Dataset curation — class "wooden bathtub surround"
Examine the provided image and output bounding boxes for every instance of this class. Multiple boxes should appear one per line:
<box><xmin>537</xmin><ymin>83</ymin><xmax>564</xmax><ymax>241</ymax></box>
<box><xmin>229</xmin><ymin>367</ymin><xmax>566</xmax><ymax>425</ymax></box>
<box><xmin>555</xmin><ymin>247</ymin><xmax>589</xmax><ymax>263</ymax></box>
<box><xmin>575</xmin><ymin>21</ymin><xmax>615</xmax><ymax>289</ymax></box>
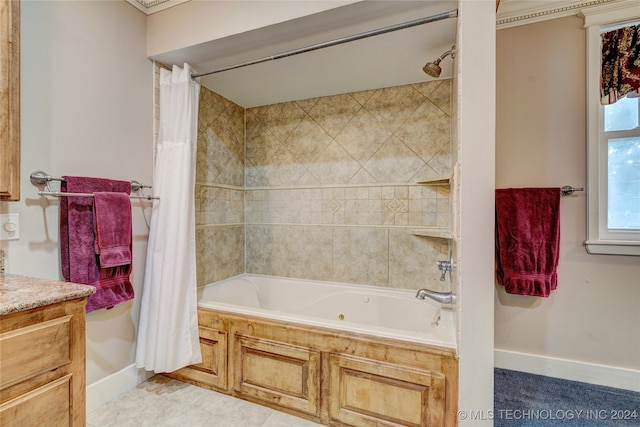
<box><xmin>0</xmin><ymin>275</ymin><xmax>94</xmax><ymax>427</ymax></box>
<box><xmin>166</xmin><ymin>308</ymin><xmax>459</xmax><ymax>427</ymax></box>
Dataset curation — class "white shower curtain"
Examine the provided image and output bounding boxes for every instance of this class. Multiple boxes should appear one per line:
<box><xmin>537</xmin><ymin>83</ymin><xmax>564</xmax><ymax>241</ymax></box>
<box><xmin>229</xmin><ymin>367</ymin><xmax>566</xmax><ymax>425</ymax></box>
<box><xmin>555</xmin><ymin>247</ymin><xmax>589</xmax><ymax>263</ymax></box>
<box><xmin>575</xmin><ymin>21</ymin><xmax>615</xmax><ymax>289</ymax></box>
<box><xmin>136</xmin><ymin>64</ymin><xmax>202</xmax><ymax>373</ymax></box>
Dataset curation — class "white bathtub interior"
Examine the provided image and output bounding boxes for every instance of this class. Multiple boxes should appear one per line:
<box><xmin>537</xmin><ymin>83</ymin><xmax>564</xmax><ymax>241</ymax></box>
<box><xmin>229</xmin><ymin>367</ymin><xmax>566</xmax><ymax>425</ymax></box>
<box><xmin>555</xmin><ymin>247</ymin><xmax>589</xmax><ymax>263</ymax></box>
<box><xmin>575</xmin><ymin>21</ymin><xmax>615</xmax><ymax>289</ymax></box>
<box><xmin>197</xmin><ymin>274</ymin><xmax>456</xmax><ymax>350</ymax></box>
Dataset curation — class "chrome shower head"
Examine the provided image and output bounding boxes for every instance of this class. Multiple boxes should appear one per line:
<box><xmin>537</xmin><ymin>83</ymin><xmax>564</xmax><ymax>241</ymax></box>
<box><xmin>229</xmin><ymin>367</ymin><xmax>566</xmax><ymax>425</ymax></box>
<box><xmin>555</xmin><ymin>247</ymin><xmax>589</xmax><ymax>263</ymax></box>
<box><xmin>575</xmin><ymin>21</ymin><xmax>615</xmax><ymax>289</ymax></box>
<box><xmin>423</xmin><ymin>46</ymin><xmax>455</xmax><ymax>78</ymax></box>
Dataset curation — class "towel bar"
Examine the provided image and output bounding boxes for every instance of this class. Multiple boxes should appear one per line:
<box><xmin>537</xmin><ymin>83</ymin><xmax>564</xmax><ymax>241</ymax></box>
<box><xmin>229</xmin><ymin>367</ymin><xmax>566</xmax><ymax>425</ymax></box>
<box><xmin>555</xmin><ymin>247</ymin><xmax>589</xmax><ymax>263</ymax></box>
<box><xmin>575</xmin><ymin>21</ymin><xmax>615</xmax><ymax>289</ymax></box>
<box><xmin>37</xmin><ymin>190</ymin><xmax>158</xmax><ymax>201</ymax></box>
<box><xmin>561</xmin><ymin>186</ymin><xmax>584</xmax><ymax>196</ymax></box>
<box><xmin>30</xmin><ymin>170</ymin><xmax>159</xmax><ymax>200</ymax></box>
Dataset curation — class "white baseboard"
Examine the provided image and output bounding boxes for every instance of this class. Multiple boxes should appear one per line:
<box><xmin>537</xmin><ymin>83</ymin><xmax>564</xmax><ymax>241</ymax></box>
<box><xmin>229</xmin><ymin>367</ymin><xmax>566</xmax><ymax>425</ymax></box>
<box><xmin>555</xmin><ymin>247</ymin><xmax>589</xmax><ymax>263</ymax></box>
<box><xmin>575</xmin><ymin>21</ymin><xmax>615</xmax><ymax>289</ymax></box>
<box><xmin>86</xmin><ymin>364</ymin><xmax>154</xmax><ymax>413</ymax></box>
<box><xmin>495</xmin><ymin>349</ymin><xmax>640</xmax><ymax>392</ymax></box>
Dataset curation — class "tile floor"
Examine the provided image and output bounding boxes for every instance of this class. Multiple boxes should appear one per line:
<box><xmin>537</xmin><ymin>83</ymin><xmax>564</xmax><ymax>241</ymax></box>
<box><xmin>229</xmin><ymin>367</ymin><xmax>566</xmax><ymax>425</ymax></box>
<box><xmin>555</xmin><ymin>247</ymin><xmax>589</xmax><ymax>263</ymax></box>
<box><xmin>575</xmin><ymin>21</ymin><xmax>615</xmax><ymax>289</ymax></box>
<box><xmin>87</xmin><ymin>376</ymin><xmax>323</xmax><ymax>427</ymax></box>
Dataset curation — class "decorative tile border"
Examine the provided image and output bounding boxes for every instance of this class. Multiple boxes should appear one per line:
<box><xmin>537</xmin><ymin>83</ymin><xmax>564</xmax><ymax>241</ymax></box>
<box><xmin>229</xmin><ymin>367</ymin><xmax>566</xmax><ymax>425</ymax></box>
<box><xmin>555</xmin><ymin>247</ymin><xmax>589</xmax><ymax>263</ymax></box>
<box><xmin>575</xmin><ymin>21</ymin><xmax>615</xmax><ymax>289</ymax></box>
<box><xmin>245</xmin><ymin>184</ymin><xmax>449</xmax><ymax>228</ymax></box>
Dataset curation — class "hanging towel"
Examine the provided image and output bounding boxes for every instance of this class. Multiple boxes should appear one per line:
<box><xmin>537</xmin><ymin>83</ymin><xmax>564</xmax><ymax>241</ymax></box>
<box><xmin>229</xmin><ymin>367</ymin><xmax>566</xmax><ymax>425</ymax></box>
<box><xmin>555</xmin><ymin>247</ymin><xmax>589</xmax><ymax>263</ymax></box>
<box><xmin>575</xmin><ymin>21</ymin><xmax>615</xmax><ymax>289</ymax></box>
<box><xmin>93</xmin><ymin>192</ymin><xmax>132</xmax><ymax>268</ymax></box>
<box><xmin>495</xmin><ymin>188</ymin><xmax>561</xmax><ymax>297</ymax></box>
<box><xmin>59</xmin><ymin>176</ymin><xmax>134</xmax><ymax>312</ymax></box>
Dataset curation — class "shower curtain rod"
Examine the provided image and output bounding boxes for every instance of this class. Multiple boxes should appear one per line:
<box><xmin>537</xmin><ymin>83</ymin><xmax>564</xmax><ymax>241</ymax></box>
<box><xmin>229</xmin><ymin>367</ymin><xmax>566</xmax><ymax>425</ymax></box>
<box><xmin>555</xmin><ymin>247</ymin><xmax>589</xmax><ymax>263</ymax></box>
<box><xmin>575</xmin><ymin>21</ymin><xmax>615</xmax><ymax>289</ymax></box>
<box><xmin>190</xmin><ymin>9</ymin><xmax>458</xmax><ymax>79</ymax></box>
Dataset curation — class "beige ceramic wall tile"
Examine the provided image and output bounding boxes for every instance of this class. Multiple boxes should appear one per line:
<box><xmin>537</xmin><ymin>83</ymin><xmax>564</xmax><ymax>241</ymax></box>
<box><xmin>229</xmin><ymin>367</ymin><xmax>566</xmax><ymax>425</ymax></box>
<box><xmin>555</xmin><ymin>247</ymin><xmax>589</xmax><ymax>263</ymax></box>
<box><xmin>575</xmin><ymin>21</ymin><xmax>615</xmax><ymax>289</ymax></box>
<box><xmin>263</xmin><ymin>102</ymin><xmax>306</xmax><ymax>142</ymax></box>
<box><xmin>306</xmin><ymin>141</ymin><xmax>361</xmax><ymax>184</ymax></box>
<box><xmin>333</xmin><ymin>108</ymin><xmax>392</xmax><ymax>164</ymax></box>
<box><xmin>245</xmin><ymin>225</ymin><xmax>333</xmax><ymax>280</ymax></box>
<box><xmin>197</xmin><ymin>87</ymin><xmax>244</xmax><ymax>187</ymax></box>
<box><xmin>284</xmin><ymin>115</ymin><xmax>333</xmax><ymax>164</ymax></box>
<box><xmin>205</xmin><ymin>80</ymin><xmax>453</xmax><ymax>289</ymax></box>
<box><xmin>245</xmin><ymin>184</ymin><xmax>446</xmax><ymax>228</ymax></box>
<box><xmin>426</xmin><ymin>79</ymin><xmax>452</xmax><ymax>115</ymax></box>
<box><xmin>362</xmin><ymin>84</ymin><xmax>427</xmax><ymax>133</ymax></box>
<box><xmin>308</xmin><ymin>93</ymin><xmax>361</xmax><ymax>137</ymax></box>
<box><xmin>395</xmin><ymin>100</ymin><xmax>451</xmax><ymax>165</ymax></box>
<box><xmin>196</xmin><ymin>225</ymin><xmax>244</xmax><ymax>286</ymax></box>
<box><xmin>195</xmin><ymin>86</ymin><xmax>245</xmax><ymax>283</ymax></box>
<box><xmin>363</xmin><ymin>136</ymin><xmax>425</xmax><ymax>183</ymax></box>
<box><xmin>332</xmin><ymin>227</ymin><xmax>389</xmax><ymax>286</ymax></box>
<box><xmin>388</xmin><ymin>229</ymin><xmax>450</xmax><ymax>292</ymax></box>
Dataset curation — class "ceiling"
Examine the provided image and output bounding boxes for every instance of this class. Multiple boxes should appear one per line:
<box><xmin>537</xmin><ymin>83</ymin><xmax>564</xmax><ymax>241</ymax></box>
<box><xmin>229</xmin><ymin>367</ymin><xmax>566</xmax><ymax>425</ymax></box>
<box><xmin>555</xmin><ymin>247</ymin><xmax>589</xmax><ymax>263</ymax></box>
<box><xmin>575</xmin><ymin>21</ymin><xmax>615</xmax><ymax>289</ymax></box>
<box><xmin>143</xmin><ymin>0</ymin><xmax>618</xmax><ymax>108</ymax></box>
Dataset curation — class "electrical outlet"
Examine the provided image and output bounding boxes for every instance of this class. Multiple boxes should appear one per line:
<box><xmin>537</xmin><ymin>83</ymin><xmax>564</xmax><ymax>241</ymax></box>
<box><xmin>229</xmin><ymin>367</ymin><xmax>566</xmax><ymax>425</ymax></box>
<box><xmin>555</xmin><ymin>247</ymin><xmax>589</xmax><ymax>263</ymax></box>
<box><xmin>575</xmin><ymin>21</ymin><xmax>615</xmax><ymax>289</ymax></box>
<box><xmin>0</xmin><ymin>213</ymin><xmax>19</xmax><ymax>240</ymax></box>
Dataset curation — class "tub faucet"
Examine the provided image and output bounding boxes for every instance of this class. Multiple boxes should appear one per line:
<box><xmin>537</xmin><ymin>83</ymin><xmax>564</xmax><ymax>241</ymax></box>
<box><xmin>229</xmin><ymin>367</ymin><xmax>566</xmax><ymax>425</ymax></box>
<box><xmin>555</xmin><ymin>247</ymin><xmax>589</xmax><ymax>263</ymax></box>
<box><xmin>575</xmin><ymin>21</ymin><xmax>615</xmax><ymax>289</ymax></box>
<box><xmin>416</xmin><ymin>288</ymin><xmax>456</xmax><ymax>305</ymax></box>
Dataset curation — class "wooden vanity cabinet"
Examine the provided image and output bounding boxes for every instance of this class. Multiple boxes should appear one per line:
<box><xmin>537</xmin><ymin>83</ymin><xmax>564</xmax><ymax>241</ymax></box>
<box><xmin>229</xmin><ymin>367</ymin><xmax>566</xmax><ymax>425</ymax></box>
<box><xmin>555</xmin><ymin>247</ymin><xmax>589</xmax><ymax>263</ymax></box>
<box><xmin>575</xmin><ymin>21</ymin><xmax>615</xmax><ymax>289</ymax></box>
<box><xmin>0</xmin><ymin>297</ymin><xmax>89</xmax><ymax>426</ymax></box>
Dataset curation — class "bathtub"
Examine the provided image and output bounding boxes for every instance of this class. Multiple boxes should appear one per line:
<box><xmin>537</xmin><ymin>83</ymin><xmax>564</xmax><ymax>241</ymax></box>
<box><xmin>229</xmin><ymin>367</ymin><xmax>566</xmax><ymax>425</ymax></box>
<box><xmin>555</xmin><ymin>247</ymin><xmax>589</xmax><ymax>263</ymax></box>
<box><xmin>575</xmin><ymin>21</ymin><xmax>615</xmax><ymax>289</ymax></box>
<box><xmin>197</xmin><ymin>274</ymin><xmax>456</xmax><ymax>350</ymax></box>
<box><xmin>176</xmin><ymin>274</ymin><xmax>459</xmax><ymax>425</ymax></box>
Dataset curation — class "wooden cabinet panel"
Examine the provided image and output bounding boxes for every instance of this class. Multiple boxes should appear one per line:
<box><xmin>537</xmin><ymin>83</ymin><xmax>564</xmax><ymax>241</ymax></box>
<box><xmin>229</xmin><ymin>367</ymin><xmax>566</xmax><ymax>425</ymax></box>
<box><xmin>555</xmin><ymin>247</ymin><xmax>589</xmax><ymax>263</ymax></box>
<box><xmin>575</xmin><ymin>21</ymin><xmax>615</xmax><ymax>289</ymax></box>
<box><xmin>180</xmin><ymin>308</ymin><xmax>458</xmax><ymax>426</ymax></box>
<box><xmin>168</xmin><ymin>326</ymin><xmax>228</xmax><ymax>391</ymax></box>
<box><xmin>329</xmin><ymin>354</ymin><xmax>446</xmax><ymax>427</ymax></box>
<box><xmin>0</xmin><ymin>0</ymin><xmax>20</xmax><ymax>201</ymax></box>
<box><xmin>233</xmin><ymin>334</ymin><xmax>321</xmax><ymax>417</ymax></box>
<box><xmin>0</xmin><ymin>375</ymin><xmax>71</xmax><ymax>427</ymax></box>
<box><xmin>0</xmin><ymin>298</ymin><xmax>88</xmax><ymax>426</ymax></box>
<box><xmin>0</xmin><ymin>315</ymin><xmax>72</xmax><ymax>387</ymax></box>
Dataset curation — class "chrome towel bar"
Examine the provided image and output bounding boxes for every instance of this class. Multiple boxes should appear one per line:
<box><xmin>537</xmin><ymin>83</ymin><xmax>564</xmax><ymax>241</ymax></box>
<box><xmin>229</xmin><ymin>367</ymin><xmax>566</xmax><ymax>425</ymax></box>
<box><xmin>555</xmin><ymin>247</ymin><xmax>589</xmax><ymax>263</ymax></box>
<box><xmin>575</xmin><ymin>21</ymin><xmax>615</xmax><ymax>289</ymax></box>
<box><xmin>30</xmin><ymin>170</ymin><xmax>159</xmax><ymax>200</ymax></box>
<box><xmin>561</xmin><ymin>186</ymin><xmax>584</xmax><ymax>196</ymax></box>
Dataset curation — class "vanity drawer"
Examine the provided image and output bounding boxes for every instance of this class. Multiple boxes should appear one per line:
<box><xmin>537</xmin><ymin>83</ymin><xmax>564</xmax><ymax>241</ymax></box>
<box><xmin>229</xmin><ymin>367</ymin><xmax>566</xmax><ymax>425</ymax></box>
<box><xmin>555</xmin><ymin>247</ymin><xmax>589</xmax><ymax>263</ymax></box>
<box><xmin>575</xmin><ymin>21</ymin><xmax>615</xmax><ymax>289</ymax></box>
<box><xmin>0</xmin><ymin>375</ymin><xmax>71</xmax><ymax>427</ymax></box>
<box><xmin>0</xmin><ymin>315</ymin><xmax>72</xmax><ymax>388</ymax></box>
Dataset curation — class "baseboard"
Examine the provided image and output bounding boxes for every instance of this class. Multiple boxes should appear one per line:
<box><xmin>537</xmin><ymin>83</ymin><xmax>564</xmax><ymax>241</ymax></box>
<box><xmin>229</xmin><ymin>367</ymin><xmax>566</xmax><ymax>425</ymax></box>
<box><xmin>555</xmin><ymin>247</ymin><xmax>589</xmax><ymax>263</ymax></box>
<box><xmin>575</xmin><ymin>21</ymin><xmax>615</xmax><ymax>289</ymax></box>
<box><xmin>495</xmin><ymin>349</ymin><xmax>640</xmax><ymax>392</ymax></box>
<box><xmin>86</xmin><ymin>364</ymin><xmax>154</xmax><ymax>413</ymax></box>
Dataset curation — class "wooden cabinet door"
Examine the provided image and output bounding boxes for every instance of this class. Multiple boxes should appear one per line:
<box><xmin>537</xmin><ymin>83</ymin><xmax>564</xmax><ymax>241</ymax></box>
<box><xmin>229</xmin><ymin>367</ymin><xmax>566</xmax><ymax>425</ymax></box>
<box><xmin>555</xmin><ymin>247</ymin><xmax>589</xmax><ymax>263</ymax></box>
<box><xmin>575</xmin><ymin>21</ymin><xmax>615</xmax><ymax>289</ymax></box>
<box><xmin>329</xmin><ymin>353</ymin><xmax>446</xmax><ymax>427</ymax></box>
<box><xmin>0</xmin><ymin>0</ymin><xmax>20</xmax><ymax>201</ymax></box>
<box><xmin>233</xmin><ymin>334</ymin><xmax>321</xmax><ymax>417</ymax></box>
<box><xmin>171</xmin><ymin>326</ymin><xmax>228</xmax><ymax>391</ymax></box>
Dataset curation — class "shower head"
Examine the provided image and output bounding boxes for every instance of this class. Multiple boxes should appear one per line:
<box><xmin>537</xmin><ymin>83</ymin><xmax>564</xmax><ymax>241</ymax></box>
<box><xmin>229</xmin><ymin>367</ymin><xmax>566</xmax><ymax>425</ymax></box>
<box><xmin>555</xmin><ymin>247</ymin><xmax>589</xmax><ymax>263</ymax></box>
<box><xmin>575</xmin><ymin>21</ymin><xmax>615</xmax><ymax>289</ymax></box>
<box><xmin>423</xmin><ymin>46</ymin><xmax>455</xmax><ymax>78</ymax></box>
<box><xmin>423</xmin><ymin>60</ymin><xmax>443</xmax><ymax>78</ymax></box>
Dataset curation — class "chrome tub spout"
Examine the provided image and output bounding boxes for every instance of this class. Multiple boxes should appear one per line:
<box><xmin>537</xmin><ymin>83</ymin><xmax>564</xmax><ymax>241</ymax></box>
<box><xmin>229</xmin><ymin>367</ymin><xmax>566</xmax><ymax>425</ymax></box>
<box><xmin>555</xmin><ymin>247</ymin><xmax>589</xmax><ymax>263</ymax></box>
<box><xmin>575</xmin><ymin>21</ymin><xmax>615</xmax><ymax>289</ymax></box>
<box><xmin>415</xmin><ymin>288</ymin><xmax>456</xmax><ymax>305</ymax></box>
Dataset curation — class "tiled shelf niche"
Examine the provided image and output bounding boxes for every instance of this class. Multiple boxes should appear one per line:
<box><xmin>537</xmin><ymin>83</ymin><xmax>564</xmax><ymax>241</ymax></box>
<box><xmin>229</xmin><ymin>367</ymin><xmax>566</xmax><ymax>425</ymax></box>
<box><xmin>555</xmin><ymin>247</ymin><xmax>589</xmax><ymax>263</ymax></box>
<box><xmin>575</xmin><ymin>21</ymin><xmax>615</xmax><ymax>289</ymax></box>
<box><xmin>412</xmin><ymin>175</ymin><xmax>453</xmax><ymax>240</ymax></box>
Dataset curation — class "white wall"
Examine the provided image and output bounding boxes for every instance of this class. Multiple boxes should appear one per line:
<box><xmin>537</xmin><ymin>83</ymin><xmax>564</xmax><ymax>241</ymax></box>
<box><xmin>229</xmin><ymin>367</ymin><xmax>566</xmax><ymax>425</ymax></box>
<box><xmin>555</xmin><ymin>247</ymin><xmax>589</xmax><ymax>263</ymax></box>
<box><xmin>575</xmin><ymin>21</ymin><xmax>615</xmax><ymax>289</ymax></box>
<box><xmin>495</xmin><ymin>16</ymin><xmax>640</xmax><ymax>390</ymax></box>
<box><xmin>146</xmin><ymin>0</ymin><xmax>359</xmax><ymax>57</ymax></box>
<box><xmin>2</xmin><ymin>0</ymin><xmax>153</xmax><ymax>394</ymax></box>
<box><xmin>456</xmin><ymin>1</ymin><xmax>496</xmax><ymax>425</ymax></box>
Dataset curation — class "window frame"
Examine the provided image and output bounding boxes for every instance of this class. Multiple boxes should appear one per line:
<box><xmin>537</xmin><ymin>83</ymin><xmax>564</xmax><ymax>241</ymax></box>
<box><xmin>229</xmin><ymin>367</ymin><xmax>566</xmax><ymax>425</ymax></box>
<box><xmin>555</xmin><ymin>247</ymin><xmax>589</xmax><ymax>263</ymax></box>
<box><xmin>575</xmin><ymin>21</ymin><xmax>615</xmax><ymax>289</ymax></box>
<box><xmin>583</xmin><ymin>0</ymin><xmax>640</xmax><ymax>256</ymax></box>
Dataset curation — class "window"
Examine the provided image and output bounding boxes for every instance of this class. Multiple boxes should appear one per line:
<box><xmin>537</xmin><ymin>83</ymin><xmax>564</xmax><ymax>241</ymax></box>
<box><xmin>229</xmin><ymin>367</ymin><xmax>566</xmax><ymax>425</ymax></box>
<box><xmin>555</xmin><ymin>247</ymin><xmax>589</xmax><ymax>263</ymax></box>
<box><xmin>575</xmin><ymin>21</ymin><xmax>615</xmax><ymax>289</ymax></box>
<box><xmin>600</xmin><ymin>97</ymin><xmax>640</xmax><ymax>239</ymax></box>
<box><xmin>583</xmin><ymin>1</ymin><xmax>640</xmax><ymax>256</ymax></box>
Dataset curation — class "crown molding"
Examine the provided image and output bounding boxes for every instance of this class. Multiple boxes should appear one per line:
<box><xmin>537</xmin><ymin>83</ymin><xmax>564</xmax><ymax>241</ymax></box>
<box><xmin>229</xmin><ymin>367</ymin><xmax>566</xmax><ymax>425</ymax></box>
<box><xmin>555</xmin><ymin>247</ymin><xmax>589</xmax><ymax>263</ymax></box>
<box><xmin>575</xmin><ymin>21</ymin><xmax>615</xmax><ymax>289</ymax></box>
<box><xmin>580</xmin><ymin>0</ymin><xmax>640</xmax><ymax>28</ymax></box>
<box><xmin>125</xmin><ymin>0</ymin><xmax>189</xmax><ymax>15</ymax></box>
<box><xmin>496</xmin><ymin>0</ymin><xmax>624</xmax><ymax>30</ymax></box>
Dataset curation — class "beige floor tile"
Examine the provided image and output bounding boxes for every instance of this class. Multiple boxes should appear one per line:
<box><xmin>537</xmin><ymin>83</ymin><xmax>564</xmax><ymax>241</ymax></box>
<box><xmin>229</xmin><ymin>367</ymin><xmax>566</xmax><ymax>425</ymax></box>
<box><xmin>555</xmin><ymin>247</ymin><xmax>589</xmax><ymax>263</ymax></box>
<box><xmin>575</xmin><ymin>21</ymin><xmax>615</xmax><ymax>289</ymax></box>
<box><xmin>87</xmin><ymin>376</ymin><xmax>323</xmax><ymax>427</ymax></box>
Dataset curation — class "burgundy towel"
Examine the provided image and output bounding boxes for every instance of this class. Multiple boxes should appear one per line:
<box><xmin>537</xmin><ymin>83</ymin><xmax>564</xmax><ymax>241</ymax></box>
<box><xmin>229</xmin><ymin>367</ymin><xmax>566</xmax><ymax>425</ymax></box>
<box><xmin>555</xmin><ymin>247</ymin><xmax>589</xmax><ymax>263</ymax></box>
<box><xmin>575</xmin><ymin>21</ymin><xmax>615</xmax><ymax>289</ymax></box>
<box><xmin>93</xmin><ymin>192</ymin><xmax>132</xmax><ymax>268</ymax></box>
<box><xmin>60</xmin><ymin>176</ymin><xmax>134</xmax><ymax>312</ymax></box>
<box><xmin>495</xmin><ymin>188</ymin><xmax>561</xmax><ymax>297</ymax></box>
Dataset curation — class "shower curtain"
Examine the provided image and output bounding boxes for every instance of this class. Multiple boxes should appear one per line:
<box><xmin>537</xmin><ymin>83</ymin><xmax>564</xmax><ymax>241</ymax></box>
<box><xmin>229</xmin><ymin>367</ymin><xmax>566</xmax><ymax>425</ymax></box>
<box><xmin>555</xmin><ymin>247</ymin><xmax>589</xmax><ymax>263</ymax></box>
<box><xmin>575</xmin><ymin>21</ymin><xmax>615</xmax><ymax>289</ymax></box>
<box><xmin>136</xmin><ymin>64</ymin><xmax>202</xmax><ymax>373</ymax></box>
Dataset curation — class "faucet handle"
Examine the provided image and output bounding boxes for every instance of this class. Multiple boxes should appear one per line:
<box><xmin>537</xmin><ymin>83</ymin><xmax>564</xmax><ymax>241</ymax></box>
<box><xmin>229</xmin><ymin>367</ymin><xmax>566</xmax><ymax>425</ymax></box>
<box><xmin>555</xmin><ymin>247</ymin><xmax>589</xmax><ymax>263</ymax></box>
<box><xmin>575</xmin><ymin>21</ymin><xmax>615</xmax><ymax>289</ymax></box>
<box><xmin>437</xmin><ymin>260</ymin><xmax>453</xmax><ymax>281</ymax></box>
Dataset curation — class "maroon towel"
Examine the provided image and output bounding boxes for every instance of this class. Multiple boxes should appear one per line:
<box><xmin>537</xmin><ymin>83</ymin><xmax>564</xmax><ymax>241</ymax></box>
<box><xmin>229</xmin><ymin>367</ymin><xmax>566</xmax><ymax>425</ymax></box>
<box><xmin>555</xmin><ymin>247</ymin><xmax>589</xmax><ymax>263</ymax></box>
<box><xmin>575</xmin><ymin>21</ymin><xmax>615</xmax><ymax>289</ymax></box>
<box><xmin>60</xmin><ymin>176</ymin><xmax>134</xmax><ymax>312</ymax></box>
<box><xmin>94</xmin><ymin>192</ymin><xmax>132</xmax><ymax>268</ymax></box>
<box><xmin>495</xmin><ymin>188</ymin><xmax>561</xmax><ymax>297</ymax></box>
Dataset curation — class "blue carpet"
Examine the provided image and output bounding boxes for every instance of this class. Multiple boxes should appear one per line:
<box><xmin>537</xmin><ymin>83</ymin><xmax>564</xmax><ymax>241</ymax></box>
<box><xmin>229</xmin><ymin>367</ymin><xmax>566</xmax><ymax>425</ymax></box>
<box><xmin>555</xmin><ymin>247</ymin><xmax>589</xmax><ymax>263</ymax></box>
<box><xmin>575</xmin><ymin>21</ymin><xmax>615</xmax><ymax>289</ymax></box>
<box><xmin>494</xmin><ymin>368</ymin><xmax>640</xmax><ymax>427</ymax></box>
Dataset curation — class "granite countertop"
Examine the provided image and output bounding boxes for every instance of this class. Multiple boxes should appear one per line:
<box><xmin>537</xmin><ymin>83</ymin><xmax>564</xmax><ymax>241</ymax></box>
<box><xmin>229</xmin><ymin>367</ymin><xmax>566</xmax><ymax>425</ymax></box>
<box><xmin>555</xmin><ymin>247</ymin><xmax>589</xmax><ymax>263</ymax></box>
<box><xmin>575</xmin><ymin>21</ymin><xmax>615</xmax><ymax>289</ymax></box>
<box><xmin>0</xmin><ymin>273</ymin><xmax>96</xmax><ymax>315</ymax></box>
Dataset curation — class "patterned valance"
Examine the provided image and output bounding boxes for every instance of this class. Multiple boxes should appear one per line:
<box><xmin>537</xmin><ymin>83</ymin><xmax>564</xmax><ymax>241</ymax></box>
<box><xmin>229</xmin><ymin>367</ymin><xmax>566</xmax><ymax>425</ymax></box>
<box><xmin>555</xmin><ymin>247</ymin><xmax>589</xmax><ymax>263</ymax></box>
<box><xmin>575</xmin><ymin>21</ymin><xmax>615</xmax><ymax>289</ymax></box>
<box><xmin>601</xmin><ymin>24</ymin><xmax>640</xmax><ymax>105</ymax></box>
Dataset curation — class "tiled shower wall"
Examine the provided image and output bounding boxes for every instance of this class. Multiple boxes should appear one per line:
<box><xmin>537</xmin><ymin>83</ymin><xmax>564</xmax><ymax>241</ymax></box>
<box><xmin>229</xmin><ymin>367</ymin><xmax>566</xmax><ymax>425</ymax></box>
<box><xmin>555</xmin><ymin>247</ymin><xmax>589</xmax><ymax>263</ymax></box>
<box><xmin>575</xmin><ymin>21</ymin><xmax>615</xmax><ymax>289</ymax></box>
<box><xmin>194</xmin><ymin>80</ymin><xmax>452</xmax><ymax>290</ymax></box>
<box><xmin>195</xmin><ymin>88</ymin><xmax>245</xmax><ymax>286</ymax></box>
<box><xmin>244</xmin><ymin>81</ymin><xmax>452</xmax><ymax>290</ymax></box>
